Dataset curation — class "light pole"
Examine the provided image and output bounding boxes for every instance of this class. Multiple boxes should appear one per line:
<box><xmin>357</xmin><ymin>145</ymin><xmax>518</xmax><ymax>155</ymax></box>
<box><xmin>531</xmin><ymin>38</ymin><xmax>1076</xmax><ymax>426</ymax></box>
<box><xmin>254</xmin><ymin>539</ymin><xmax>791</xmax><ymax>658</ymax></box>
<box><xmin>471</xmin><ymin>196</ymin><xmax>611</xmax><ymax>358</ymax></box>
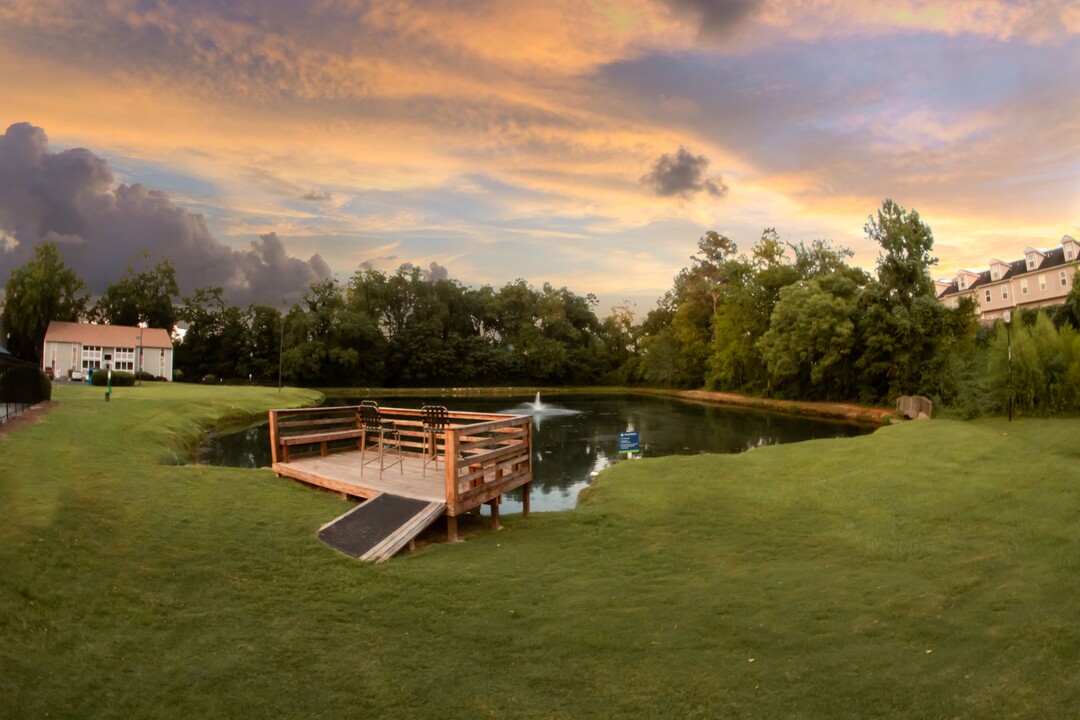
<box><xmin>278</xmin><ymin>302</ymin><xmax>285</xmax><ymax>393</ymax></box>
<box><xmin>1003</xmin><ymin>311</ymin><xmax>1013</xmax><ymax>421</ymax></box>
<box><xmin>137</xmin><ymin>327</ymin><xmax>144</xmax><ymax>386</ymax></box>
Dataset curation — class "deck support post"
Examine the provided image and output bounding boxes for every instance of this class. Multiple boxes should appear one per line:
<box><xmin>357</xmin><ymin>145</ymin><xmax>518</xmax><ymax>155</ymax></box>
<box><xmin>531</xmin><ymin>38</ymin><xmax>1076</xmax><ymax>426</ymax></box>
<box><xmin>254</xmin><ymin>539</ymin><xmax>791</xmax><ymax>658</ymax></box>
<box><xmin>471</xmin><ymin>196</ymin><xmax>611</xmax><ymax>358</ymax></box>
<box><xmin>489</xmin><ymin>500</ymin><xmax>501</xmax><ymax>530</ymax></box>
<box><xmin>521</xmin><ymin>481</ymin><xmax>530</xmax><ymax>518</ymax></box>
<box><xmin>446</xmin><ymin>515</ymin><xmax>459</xmax><ymax>543</ymax></box>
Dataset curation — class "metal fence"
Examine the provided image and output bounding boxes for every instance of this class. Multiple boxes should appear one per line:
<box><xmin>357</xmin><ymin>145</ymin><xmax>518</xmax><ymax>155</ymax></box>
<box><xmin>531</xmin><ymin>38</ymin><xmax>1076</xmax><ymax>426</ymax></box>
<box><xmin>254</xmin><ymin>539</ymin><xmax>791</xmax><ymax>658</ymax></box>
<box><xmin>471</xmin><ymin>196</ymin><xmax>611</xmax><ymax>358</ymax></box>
<box><xmin>0</xmin><ymin>350</ymin><xmax>48</xmax><ymax>425</ymax></box>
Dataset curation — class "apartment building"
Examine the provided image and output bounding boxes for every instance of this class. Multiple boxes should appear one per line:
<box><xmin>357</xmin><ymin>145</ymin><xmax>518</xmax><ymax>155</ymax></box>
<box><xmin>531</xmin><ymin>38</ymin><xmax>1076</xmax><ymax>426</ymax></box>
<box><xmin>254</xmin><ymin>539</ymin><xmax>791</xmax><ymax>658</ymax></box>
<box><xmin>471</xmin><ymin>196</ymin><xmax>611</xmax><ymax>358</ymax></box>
<box><xmin>42</xmin><ymin>321</ymin><xmax>174</xmax><ymax>380</ymax></box>
<box><xmin>936</xmin><ymin>235</ymin><xmax>1079</xmax><ymax>322</ymax></box>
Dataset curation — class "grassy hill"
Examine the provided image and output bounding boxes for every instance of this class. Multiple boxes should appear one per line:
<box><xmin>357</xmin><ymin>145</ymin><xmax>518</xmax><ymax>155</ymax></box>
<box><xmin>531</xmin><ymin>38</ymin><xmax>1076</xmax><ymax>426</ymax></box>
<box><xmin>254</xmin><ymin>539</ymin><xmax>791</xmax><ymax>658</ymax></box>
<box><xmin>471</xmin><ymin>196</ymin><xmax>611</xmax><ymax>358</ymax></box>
<box><xmin>2</xmin><ymin>384</ymin><xmax>1077</xmax><ymax>718</ymax></box>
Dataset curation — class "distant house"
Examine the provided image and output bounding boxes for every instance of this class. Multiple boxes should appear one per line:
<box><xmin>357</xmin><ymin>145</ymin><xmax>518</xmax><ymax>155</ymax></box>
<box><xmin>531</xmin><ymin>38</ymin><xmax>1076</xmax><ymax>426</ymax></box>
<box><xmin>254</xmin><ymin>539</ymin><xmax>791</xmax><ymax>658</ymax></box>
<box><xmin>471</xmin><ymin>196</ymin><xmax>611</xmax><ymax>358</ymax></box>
<box><xmin>936</xmin><ymin>235</ymin><xmax>1079</xmax><ymax>322</ymax></box>
<box><xmin>42</xmin><ymin>321</ymin><xmax>174</xmax><ymax>380</ymax></box>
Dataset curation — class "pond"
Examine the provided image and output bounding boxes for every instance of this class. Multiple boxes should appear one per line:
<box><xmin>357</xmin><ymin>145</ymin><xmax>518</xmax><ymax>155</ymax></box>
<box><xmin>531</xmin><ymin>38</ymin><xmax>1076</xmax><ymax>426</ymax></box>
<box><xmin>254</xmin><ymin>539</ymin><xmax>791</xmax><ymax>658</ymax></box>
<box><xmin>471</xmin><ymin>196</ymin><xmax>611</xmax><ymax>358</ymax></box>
<box><xmin>199</xmin><ymin>392</ymin><xmax>876</xmax><ymax>513</ymax></box>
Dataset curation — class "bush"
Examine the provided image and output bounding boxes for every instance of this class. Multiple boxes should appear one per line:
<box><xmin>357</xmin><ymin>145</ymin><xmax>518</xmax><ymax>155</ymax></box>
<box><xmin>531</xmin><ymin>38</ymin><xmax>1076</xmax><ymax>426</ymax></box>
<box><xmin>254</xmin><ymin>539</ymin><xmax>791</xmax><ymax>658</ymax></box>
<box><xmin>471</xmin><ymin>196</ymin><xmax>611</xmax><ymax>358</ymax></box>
<box><xmin>202</xmin><ymin>374</ymin><xmax>218</xmax><ymax>384</ymax></box>
<box><xmin>91</xmin><ymin>369</ymin><xmax>136</xmax><ymax>387</ymax></box>
<box><xmin>173</xmin><ymin>368</ymin><xmax>184</xmax><ymax>382</ymax></box>
<box><xmin>135</xmin><ymin>370</ymin><xmax>157</xmax><ymax>382</ymax></box>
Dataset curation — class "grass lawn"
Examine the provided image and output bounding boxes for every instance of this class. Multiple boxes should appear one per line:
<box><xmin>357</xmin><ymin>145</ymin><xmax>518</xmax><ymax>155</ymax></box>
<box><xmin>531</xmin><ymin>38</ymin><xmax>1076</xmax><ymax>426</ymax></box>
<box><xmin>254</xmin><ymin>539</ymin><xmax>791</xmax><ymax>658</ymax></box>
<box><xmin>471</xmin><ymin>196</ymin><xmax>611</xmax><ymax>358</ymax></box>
<box><xmin>2</xmin><ymin>383</ymin><xmax>1078</xmax><ymax>718</ymax></box>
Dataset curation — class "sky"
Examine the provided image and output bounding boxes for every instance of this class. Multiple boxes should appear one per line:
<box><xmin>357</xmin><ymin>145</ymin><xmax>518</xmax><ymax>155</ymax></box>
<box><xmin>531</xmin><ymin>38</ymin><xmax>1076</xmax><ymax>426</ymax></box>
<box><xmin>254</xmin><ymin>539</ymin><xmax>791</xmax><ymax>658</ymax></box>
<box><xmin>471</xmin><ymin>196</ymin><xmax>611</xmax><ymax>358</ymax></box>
<box><xmin>0</xmin><ymin>0</ymin><xmax>1077</xmax><ymax>316</ymax></box>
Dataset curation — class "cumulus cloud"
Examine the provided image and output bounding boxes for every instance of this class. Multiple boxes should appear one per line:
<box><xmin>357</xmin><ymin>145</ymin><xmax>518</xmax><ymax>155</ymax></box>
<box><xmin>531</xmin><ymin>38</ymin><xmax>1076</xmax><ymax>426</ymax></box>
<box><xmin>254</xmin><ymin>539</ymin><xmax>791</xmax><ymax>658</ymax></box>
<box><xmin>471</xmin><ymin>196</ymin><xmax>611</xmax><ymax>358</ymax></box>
<box><xmin>425</xmin><ymin>261</ymin><xmax>449</xmax><ymax>281</ymax></box>
<box><xmin>642</xmin><ymin>147</ymin><xmax>728</xmax><ymax>200</ymax></box>
<box><xmin>0</xmin><ymin>122</ymin><xmax>329</xmax><ymax>305</ymax></box>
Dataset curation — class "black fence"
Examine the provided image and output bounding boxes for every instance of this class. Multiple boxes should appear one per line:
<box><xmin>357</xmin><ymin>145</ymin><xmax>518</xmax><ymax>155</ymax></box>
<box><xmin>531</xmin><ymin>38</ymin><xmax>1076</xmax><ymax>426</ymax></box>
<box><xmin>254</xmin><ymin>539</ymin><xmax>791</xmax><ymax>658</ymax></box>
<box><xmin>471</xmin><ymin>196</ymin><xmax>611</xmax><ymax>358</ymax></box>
<box><xmin>0</xmin><ymin>351</ymin><xmax>49</xmax><ymax>425</ymax></box>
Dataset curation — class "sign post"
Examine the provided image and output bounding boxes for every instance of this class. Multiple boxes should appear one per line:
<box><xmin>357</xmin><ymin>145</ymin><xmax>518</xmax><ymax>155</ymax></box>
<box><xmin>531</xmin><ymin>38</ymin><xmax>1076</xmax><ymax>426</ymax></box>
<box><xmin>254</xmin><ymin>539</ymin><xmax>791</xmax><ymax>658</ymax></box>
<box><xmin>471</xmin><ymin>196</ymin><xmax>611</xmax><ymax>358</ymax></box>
<box><xmin>617</xmin><ymin>431</ymin><xmax>640</xmax><ymax>458</ymax></box>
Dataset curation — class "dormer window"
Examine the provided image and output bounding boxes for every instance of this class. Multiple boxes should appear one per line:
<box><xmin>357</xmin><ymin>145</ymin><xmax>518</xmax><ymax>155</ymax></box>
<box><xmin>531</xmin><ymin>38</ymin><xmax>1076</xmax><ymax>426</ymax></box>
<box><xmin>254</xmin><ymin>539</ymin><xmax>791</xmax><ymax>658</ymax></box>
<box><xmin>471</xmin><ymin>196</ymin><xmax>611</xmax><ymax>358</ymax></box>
<box><xmin>1026</xmin><ymin>256</ymin><xmax>1035</xmax><ymax>270</ymax></box>
<box><xmin>1067</xmin><ymin>246</ymin><xmax>1075</xmax><ymax>261</ymax></box>
<box><xmin>958</xmin><ymin>276</ymin><xmax>966</xmax><ymax>289</ymax></box>
<box><xmin>992</xmin><ymin>268</ymin><xmax>999</xmax><ymax>280</ymax></box>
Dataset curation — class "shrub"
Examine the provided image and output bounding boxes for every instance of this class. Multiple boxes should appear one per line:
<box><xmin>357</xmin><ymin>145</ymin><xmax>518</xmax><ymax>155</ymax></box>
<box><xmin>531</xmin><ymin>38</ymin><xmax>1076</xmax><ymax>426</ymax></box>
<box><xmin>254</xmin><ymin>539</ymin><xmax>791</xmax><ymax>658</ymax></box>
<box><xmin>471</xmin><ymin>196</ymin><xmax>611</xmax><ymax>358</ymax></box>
<box><xmin>91</xmin><ymin>369</ymin><xmax>136</xmax><ymax>387</ymax></box>
<box><xmin>173</xmin><ymin>369</ymin><xmax>184</xmax><ymax>382</ymax></box>
<box><xmin>39</xmin><ymin>371</ymin><xmax>52</xmax><ymax>401</ymax></box>
<box><xmin>202</xmin><ymin>374</ymin><xmax>218</xmax><ymax>384</ymax></box>
<box><xmin>135</xmin><ymin>370</ymin><xmax>157</xmax><ymax>382</ymax></box>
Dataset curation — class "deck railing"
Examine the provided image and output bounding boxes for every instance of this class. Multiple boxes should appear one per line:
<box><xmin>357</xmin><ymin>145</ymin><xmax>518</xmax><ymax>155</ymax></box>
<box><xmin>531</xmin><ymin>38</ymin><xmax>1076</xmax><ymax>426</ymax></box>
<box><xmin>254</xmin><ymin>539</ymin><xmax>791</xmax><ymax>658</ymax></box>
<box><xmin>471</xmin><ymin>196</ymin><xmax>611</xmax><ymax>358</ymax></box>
<box><xmin>267</xmin><ymin>405</ymin><xmax>533</xmax><ymax>515</ymax></box>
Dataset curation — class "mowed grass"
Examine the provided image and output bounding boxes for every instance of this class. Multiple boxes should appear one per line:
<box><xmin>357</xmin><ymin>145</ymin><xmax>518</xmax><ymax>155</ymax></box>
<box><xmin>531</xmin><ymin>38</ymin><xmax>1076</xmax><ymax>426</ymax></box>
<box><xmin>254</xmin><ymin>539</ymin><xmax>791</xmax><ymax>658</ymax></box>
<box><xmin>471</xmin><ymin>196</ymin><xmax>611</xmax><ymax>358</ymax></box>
<box><xmin>2</xmin><ymin>384</ymin><xmax>1078</xmax><ymax>718</ymax></box>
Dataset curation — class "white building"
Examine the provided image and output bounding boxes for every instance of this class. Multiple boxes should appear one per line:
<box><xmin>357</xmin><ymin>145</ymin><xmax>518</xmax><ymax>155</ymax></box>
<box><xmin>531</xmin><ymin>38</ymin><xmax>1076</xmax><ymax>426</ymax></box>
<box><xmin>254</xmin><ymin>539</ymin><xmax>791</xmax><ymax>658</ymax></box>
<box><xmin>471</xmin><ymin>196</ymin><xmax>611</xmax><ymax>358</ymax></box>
<box><xmin>936</xmin><ymin>235</ymin><xmax>1079</xmax><ymax>322</ymax></box>
<box><xmin>42</xmin><ymin>321</ymin><xmax>174</xmax><ymax>380</ymax></box>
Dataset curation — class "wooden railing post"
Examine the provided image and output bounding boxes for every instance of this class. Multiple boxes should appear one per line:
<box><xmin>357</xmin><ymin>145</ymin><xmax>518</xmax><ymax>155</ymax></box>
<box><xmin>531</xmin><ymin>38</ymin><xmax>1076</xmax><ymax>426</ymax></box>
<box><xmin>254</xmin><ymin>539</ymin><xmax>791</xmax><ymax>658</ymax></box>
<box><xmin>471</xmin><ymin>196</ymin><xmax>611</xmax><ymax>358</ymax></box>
<box><xmin>268</xmin><ymin>410</ymin><xmax>280</xmax><ymax>465</ymax></box>
<box><xmin>444</xmin><ymin>426</ymin><xmax>459</xmax><ymax>515</ymax></box>
<box><xmin>522</xmin><ymin>417</ymin><xmax>531</xmax><ymax>518</ymax></box>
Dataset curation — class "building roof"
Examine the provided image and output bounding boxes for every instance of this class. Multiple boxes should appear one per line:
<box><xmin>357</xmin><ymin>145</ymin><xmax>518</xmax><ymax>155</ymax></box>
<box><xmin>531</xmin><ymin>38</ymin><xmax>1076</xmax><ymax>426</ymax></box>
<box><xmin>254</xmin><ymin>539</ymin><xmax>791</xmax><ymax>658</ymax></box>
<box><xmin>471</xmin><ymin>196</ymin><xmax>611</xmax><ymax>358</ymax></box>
<box><xmin>44</xmin><ymin>321</ymin><xmax>172</xmax><ymax>349</ymax></box>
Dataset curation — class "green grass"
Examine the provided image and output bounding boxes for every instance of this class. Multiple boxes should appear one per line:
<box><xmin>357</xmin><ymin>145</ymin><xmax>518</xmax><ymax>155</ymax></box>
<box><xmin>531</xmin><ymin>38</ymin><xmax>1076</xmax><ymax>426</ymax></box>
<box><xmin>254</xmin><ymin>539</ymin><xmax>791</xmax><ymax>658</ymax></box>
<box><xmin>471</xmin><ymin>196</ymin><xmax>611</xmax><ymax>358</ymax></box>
<box><xmin>2</xmin><ymin>383</ymin><xmax>1078</xmax><ymax>718</ymax></box>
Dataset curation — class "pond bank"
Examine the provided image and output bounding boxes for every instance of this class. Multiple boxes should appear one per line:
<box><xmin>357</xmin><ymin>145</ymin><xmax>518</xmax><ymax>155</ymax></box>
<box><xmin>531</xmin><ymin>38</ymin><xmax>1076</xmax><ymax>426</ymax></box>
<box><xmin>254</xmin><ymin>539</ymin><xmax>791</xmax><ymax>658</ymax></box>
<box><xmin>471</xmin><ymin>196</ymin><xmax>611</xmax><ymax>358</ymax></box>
<box><xmin>662</xmin><ymin>389</ymin><xmax>894</xmax><ymax>425</ymax></box>
<box><xmin>313</xmin><ymin>385</ymin><xmax>896</xmax><ymax>425</ymax></box>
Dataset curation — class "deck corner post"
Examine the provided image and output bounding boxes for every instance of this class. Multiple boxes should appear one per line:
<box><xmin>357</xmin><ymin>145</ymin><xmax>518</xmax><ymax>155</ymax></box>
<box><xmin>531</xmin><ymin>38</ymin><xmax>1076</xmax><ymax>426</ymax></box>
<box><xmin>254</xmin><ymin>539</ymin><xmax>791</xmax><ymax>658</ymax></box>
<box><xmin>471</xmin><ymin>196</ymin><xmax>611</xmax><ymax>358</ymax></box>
<box><xmin>444</xmin><ymin>427</ymin><xmax>459</xmax><ymax>513</ymax></box>
<box><xmin>447</xmin><ymin>514</ymin><xmax>459</xmax><ymax>543</ymax></box>
<box><xmin>268</xmin><ymin>410</ymin><xmax>280</xmax><ymax>465</ymax></box>
<box><xmin>521</xmin><ymin>481</ymin><xmax>530</xmax><ymax>518</ymax></box>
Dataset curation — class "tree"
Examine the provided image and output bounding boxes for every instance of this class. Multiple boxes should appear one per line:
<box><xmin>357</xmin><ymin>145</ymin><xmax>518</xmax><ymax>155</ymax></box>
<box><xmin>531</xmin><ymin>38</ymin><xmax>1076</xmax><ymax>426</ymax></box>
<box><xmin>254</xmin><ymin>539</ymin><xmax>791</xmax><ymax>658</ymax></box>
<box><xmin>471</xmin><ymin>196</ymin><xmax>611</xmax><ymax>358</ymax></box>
<box><xmin>757</xmin><ymin>274</ymin><xmax>859</xmax><ymax>399</ymax></box>
<box><xmin>1</xmin><ymin>241</ymin><xmax>88</xmax><ymax>362</ymax></box>
<box><xmin>93</xmin><ymin>255</ymin><xmax>179</xmax><ymax>331</ymax></box>
<box><xmin>866</xmin><ymin>199</ymin><xmax>936</xmax><ymax>305</ymax></box>
<box><xmin>855</xmin><ymin>200</ymin><xmax>954</xmax><ymax>401</ymax></box>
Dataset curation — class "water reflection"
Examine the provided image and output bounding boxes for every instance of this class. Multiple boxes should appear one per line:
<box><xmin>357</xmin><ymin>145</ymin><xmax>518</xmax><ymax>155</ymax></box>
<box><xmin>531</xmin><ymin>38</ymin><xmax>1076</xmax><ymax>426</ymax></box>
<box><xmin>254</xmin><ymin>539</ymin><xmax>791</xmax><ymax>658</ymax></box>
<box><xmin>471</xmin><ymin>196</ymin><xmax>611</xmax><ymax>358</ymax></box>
<box><xmin>199</xmin><ymin>393</ymin><xmax>874</xmax><ymax>512</ymax></box>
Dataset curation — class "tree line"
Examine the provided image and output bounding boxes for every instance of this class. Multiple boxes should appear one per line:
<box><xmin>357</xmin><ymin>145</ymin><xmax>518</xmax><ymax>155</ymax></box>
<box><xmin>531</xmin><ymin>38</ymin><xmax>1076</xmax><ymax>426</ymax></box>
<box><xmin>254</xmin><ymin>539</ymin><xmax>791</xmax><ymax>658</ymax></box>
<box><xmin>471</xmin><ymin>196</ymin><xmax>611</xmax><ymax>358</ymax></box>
<box><xmin>3</xmin><ymin>199</ymin><xmax>1078</xmax><ymax>414</ymax></box>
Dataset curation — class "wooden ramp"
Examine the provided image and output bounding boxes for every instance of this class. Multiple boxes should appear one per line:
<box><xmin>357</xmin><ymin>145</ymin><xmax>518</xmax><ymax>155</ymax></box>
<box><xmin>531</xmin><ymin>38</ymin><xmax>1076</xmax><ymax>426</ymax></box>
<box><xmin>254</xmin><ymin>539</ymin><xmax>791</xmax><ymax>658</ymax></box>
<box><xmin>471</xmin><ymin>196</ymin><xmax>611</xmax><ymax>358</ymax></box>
<box><xmin>318</xmin><ymin>493</ymin><xmax>446</xmax><ymax>563</ymax></box>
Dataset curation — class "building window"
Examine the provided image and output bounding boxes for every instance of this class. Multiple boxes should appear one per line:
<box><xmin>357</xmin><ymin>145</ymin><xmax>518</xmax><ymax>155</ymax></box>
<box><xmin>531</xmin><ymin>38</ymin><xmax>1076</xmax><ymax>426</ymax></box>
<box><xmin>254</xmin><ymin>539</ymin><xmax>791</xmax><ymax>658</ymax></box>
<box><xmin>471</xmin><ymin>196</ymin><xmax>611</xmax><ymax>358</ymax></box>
<box><xmin>1039</xmin><ymin>274</ymin><xmax>1047</xmax><ymax>291</ymax></box>
<box><xmin>1002</xmin><ymin>286</ymin><xmax>1009</xmax><ymax>300</ymax></box>
<box><xmin>984</xmin><ymin>290</ymin><xmax>992</xmax><ymax>303</ymax></box>
<box><xmin>81</xmin><ymin>345</ymin><xmax>102</xmax><ymax>370</ymax></box>
<box><xmin>1021</xmin><ymin>279</ymin><xmax>1028</xmax><ymax>295</ymax></box>
<box><xmin>958</xmin><ymin>276</ymin><xmax>966</xmax><ymax>289</ymax></box>
<box><xmin>1067</xmin><ymin>247</ymin><xmax>1075</xmax><ymax>260</ymax></box>
<box><xmin>1026</xmin><ymin>256</ymin><xmax>1035</xmax><ymax>269</ymax></box>
<box><xmin>1063</xmin><ymin>271</ymin><xmax>1070</xmax><ymax>287</ymax></box>
<box><xmin>114</xmin><ymin>347</ymin><xmax>135</xmax><ymax>371</ymax></box>
<box><xmin>992</xmin><ymin>269</ymin><xmax>1000</xmax><ymax>280</ymax></box>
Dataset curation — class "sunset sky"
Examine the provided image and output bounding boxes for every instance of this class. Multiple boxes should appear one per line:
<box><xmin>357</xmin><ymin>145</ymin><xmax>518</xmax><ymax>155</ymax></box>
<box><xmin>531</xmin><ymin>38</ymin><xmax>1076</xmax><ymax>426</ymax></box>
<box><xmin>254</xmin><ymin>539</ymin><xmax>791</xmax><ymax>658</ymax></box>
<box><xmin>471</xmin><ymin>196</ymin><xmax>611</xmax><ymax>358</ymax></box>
<box><xmin>1</xmin><ymin>0</ymin><xmax>1077</xmax><ymax>315</ymax></box>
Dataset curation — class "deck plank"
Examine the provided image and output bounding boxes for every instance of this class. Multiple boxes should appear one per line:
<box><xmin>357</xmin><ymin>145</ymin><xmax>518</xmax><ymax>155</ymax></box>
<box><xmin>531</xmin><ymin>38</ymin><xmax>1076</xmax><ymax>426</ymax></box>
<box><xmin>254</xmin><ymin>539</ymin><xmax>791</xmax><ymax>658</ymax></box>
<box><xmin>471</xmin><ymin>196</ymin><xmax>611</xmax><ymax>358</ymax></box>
<box><xmin>274</xmin><ymin>451</ymin><xmax>445</xmax><ymax>503</ymax></box>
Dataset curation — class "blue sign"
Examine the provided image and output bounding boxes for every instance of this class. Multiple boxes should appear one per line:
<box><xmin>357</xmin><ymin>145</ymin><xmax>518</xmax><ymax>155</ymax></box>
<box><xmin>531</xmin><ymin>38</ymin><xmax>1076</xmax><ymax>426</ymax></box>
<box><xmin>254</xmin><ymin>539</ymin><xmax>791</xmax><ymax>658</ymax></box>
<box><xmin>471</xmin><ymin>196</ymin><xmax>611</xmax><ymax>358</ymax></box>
<box><xmin>617</xmin><ymin>431</ymin><xmax>640</xmax><ymax>454</ymax></box>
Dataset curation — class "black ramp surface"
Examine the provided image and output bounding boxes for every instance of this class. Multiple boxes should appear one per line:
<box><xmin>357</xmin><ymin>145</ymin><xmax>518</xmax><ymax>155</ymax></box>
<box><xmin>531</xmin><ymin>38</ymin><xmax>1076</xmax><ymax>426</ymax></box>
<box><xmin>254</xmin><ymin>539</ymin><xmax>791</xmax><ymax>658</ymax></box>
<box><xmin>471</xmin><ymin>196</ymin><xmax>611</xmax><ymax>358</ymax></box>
<box><xmin>319</xmin><ymin>494</ymin><xmax>432</xmax><ymax>557</ymax></box>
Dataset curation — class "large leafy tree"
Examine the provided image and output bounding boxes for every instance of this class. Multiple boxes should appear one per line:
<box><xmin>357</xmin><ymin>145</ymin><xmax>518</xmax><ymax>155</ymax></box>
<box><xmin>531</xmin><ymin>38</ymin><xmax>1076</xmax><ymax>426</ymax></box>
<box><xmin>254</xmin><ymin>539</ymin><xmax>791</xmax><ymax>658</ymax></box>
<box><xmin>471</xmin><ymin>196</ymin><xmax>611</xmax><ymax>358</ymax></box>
<box><xmin>641</xmin><ymin>231</ymin><xmax>741</xmax><ymax>388</ymax></box>
<box><xmin>1</xmin><ymin>241</ymin><xmax>88</xmax><ymax>362</ymax></box>
<box><xmin>855</xmin><ymin>199</ymin><xmax>974</xmax><ymax>401</ymax></box>
<box><xmin>93</xmin><ymin>255</ymin><xmax>180</xmax><ymax>332</ymax></box>
<box><xmin>866</xmin><ymin>198</ymin><xmax>936</xmax><ymax>305</ymax></box>
<box><xmin>757</xmin><ymin>273</ymin><xmax>861</xmax><ymax>400</ymax></box>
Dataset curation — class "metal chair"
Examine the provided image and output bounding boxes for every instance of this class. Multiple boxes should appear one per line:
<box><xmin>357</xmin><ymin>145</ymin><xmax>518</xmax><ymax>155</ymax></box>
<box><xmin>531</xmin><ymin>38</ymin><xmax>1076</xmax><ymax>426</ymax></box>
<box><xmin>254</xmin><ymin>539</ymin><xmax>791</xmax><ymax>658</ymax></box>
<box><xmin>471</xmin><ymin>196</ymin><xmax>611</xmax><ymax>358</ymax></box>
<box><xmin>359</xmin><ymin>402</ymin><xmax>403</xmax><ymax>476</ymax></box>
<box><xmin>420</xmin><ymin>405</ymin><xmax>449</xmax><ymax>476</ymax></box>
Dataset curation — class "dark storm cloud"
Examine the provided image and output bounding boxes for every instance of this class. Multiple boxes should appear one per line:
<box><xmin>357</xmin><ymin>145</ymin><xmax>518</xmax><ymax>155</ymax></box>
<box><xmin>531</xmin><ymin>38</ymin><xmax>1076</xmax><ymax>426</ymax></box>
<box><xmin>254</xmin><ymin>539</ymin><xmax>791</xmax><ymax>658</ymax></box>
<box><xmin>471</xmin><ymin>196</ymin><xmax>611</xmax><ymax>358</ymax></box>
<box><xmin>641</xmin><ymin>147</ymin><xmax>728</xmax><ymax>199</ymax></box>
<box><xmin>662</xmin><ymin>0</ymin><xmax>764</xmax><ymax>40</ymax></box>
<box><xmin>0</xmin><ymin>123</ymin><xmax>329</xmax><ymax>305</ymax></box>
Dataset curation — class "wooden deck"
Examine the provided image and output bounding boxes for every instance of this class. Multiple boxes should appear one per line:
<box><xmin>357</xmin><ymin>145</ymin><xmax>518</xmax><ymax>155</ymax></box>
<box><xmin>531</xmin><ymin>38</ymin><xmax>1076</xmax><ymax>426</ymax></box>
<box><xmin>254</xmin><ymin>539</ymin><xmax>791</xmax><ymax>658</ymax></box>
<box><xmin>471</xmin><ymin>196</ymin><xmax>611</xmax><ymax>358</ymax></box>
<box><xmin>274</xmin><ymin>451</ymin><xmax>445</xmax><ymax>503</ymax></box>
<box><xmin>269</xmin><ymin>404</ymin><xmax>533</xmax><ymax>542</ymax></box>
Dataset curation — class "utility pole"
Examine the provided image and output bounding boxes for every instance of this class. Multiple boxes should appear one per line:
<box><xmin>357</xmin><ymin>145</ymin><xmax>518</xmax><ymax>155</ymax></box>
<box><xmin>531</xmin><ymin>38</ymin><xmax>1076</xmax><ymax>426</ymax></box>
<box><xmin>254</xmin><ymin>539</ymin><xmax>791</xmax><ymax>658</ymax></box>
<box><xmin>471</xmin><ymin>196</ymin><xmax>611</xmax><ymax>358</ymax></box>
<box><xmin>1004</xmin><ymin>311</ymin><xmax>1013</xmax><ymax>422</ymax></box>
<box><xmin>278</xmin><ymin>302</ymin><xmax>285</xmax><ymax>393</ymax></box>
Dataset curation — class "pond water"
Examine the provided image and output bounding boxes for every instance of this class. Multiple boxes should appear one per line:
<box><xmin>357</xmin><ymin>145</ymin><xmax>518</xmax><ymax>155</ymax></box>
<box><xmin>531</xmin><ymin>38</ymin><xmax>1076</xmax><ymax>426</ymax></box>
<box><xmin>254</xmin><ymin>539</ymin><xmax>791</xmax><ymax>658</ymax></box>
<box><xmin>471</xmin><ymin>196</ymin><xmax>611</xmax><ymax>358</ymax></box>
<box><xmin>199</xmin><ymin>393</ymin><xmax>875</xmax><ymax>513</ymax></box>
